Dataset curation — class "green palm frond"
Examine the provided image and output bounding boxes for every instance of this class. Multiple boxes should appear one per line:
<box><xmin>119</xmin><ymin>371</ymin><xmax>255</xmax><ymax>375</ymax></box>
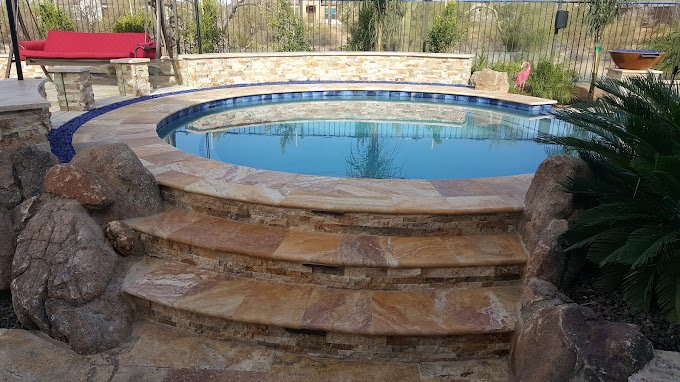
<box><xmin>540</xmin><ymin>74</ymin><xmax>680</xmax><ymax>321</ymax></box>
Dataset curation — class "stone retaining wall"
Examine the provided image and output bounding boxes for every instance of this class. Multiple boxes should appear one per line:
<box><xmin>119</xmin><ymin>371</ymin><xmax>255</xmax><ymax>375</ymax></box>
<box><xmin>179</xmin><ymin>52</ymin><xmax>474</xmax><ymax>88</ymax></box>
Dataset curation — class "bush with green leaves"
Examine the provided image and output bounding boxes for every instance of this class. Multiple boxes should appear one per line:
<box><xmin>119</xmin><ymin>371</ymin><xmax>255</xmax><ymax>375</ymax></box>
<box><xmin>525</xmin><ymin>59</ymin><xmax>579</xmax><ymax>104</ymax></box>
<box><xmin>346</xmin><ymin>1</ymin><xmax>376</xmax><ymax>51</ymax></box>
<box><xmin>113</xmin><ymin>10</ymin><xmax>151</xmax><ymax>33</ymax></box>
<box><xmin>36</xmin><ymin>1</ymin><xmax>76</xmax><ymax>38</ymax></box>
<box><xmin>184</xmin><ymin>0</ymin><xmax>224</xmax><ymax>53</ymax></box>
<box><xmin>271</xmin><ymin>0</ymin><xmax>311</xmax><ymax>52</ymax></box>
<box><xmin>496</xmin><ymin>3</ymin><xmax>550</xmax><ymax>52</ymax></box>
<box><xmin>537</xmin><ymin>75</ymin><xmax>680</xmax><ymax>321</ymax></box>
<box><xmin>426</xmin><ymin>2</ymin><xmax>464</xmax><ymax>53</ymax></box>
<box><xmin>644</xmin><ymin>22</ymin><xmax>680</xmax><ymax>72</ymax></box>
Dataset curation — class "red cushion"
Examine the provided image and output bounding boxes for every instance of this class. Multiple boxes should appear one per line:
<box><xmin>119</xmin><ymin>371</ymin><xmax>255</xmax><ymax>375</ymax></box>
<box><xmin>22</xmin><ymin>50</ymin><xmax>134</xmax><ymax>59</ymax></box>
<box><xmin>43</xmin><ymin>31</ymin><xmax>152</xmax><ymax>55</ymax></box>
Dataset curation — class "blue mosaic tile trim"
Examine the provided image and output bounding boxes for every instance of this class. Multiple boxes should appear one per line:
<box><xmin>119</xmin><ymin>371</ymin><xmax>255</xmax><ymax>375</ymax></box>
<box><xmin>47</xmin><ymin>80</ymin><xmax>552</xmax><ymax>163</ymax></box>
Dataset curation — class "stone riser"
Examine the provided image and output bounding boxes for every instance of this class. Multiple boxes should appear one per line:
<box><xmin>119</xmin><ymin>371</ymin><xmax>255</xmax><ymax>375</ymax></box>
<box><xmin>140</xmin><ymin>234</ymin><xmax>523</xmax><ymax>291</ymax></box>
<box><xmin>131</xmin><ymin>296</ymin><xmax>512</xmax><ymax>363</ymax></box>
<box><xmin>161</xmin><ymin>187</ymin><xmax>522</xmax><ymax>236</ymax></box>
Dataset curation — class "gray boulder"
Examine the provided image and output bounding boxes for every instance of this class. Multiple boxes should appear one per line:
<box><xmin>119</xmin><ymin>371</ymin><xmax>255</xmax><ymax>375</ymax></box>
<box><xmin>11</xmin><ymin>196</ymin><xmax>123</xmax><ymax>351</ymax></box>
<box><xmin>69</xmin><ymin>143</ymin><xmax>163</xmax><ymax>223</ymax></box>
<box><xmin>519</xmin><ymin>278</ymin><xmax>571</xmax><ymax>323</ymax></box>
<box><xmin>0</xmin><ymin>207</ymin><xmax>15</xmax><ymax>290</ymax></box>
<box><xmin>521</xmin><ymin>155</ymin><xmax>591</xmax><ymax>253</ymax></box>
<box><xmin>513</xmin><ymin>304</ymin><xmax>654</xmax><ymax>382</ymax></box>
<box><xmin>0</xmin><ymin>149</ymin><xmax>22</xmax><ymax>209</ymax></box>
<box><xmin>523</xmin><ymin>219</ymin><xmax>583</xmax><ymax>289</ymax></box>
<box><xmin>11</xmin><ymin>144</ymin><xmax>59</xmax><ymax>200</ymax></box>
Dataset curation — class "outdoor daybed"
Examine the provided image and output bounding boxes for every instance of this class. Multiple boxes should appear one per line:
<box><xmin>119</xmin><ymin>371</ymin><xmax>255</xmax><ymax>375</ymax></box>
<box><xmin>18</xmin><ymin>31</ymin><xmax>156</xmax><ymax>66</ymax></box>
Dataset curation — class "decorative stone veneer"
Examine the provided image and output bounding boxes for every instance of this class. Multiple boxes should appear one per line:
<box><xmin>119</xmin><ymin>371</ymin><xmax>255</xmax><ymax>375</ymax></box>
<box><xmin>112</xmin><ymin>58</ymin><xmax>151</xmax><ymax>96</ymax></box>
<box><xmin>161</xmin><ymin>187</ymin><xmax>523</xmax><ymax>236</ymax></box>
<box><xmin>179</xmin><ymin>52</ymin><xmax>474</xmax><ymax>88</ymax></box>
<box><xmin>139</xmin><ymin>234</ymin><xmax>524</xmax><ymax>291</ymax></box>
<box><xmin>47</xmin><ymin>66</ymin><xmax>95</xmax><ymax>111</ymax></box>
<box><xmin>0</xmin><ymin>78</ymin><xmax>51</xmax><ymax>148</ymax></box>
<box><xmin>131</xmin><ymin>296</ymin><xmax>512</xmax><ymax>363</ymax></box>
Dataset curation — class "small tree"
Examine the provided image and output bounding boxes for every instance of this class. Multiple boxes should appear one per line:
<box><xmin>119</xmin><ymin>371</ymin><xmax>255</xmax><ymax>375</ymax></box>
<box><xmin>426</xmin><ymin>2</ymin><xmax>463</xmax><ymax>53</ymax></box>
<box><xmin>372</xmin><ymin>0</ymin><xmax>387</xmax><ymax>52</ymax></box>
<box><xmin>346</xmin><ymin>1</ymin><xmax>376</xmax><ymax>51</ymax></box>
<box><xmin>36</xmin><ymin>1</ymin><xmax>77</xmax><ymax>38</ymax></box>
<box><xmin>585</xmin><ymin>0</ymin><xmax>622</xmax><ymax>99</ymax></box>
<box><xmin>271</xmin><ymin>0</ymin><xmax>311</xmax><ymax>52</ymax></box>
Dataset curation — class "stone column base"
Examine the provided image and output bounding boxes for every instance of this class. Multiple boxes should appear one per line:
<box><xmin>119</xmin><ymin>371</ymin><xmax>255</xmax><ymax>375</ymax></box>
<box><xmin>112</xmin><ymin>58</ymin><xmax>151</xmax><ymax>97</ymax></box>
<box><xmin>47</xmin><ymin>66</ymin><xmax>95</xmax><ymax>111</ymax></box>
<box><xmin>605</xmin><ymin>68</ymin><xmax>664</xmax><ymax>81</ymax></box>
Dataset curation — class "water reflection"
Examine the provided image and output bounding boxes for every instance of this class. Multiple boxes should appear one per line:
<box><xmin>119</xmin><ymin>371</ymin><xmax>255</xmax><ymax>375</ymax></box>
<box><xmin>160</xmin><ymin>98</ymin><xmax>575</xmax><ymax>179</ymax></box>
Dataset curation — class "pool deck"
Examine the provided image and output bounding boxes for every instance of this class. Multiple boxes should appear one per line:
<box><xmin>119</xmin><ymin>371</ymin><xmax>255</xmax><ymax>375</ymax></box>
<box><xmin>70</xmin><ymin>82</ymin><xmax>552</xmax><ymax>216</ymax></box>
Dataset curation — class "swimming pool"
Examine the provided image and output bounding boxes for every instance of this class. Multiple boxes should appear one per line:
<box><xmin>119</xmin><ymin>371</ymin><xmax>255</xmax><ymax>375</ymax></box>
<box><xmin>158</xmin><ymin>91</ymin><xmax>572</xmax><ymax>179</ymax></box>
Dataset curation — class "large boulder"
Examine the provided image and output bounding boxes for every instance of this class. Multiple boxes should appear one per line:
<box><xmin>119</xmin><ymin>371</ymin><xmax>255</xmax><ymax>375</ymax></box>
<box><xmin>43</xmin><ymin>164</ymin><xmax>115</xmax><ymax>211</ymax></box>
<box><xmin>69</xmin><ymin>143</ymin><xmax>163</xmax><ymax>223</ymax></box>
<box><xmin>523</xmin><ymin>219</ymin><xmax>583</xmax><ymax>289</ymax></box>
<box><xmin>513</xmin><ymin>303</ymin><xmax>654</xmax><ymax>382</ymax></box>
<box><xmin>521</xmin><ymin>155</ymin><xmax>591</xmax><ymax>253</ymax></box>
<box><xmin>470</xmin><ymin>69</ymin><xmax>510</xmax><ymax>93</ymax></box>
<box><xmin>0</xmin><ymin>206</ymin><xmax>15</xmax><ymax>290</ymax></box>
<box><xmin>11</xmin><ymin>144</ymin><xmax>59</xmax><ymax>200</ymax></box>
<box><xmin>0</xmin><ymin>149</ymin><xmax>22</xmax><ymax>209</ymax></box>
<box><xmin>11</xmin><ymin>195</ymin><xmax>131</xmax><ymax>353</ymax></box>
<box><xmin>519</xmin><ymin>278</ymin><xmax>571</xmax><ymax>324</ymax></box>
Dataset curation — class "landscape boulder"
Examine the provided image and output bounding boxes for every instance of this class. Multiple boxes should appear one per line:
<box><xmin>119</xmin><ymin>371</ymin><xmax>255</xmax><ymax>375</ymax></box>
<box><xmin>0</xmin><ymin>149</ymin><xmax>22</xmax><ymax>209</ymax></box>
<box><xmin>0</xmin><ymin>207</ymin><xmax>15</xmax><ymax>290</ymax></box>
<box><xmin>513</xmin><ymin>303</ymin><xmax>654</xmax><ymax>382</ymax></box>
<box><xmin>11</xmin><ymin>195</ymin><xmax>132</xmax><ymax>353</ymax></box>
<box><xmin>521</xmin><ymin>155</ymin><xmax>591</xmax><ymax>253</ymax></box>
<box><xmin>105</xmin><ymin>220</ymin><xmax>144</xmax><ymax>257</ymax></box>
<box><xmin>11</xmin><ymin>144</ymin><xmax>59</xmax><ymax>200</ymax></box>
<box><xmin>523</xmin><ymin>219</ymin><xmax>583</xmax><ymax>289</ymax></box>
<box><xmin>69</xmin><ymin>143</ymin><xmax>163</xmax><ymax>223</ymax></box>
<box><xmin>519</xmin><ymin>278</ymin><xmax>571</xmax><ymax>323</ymax></box>
<box><xmin>470</xmin><ymin>69</ymin><xmax>510</xmax><ymax>93</ymax></box>
<box><xmin>44</xmin><ymin>164</ymin><xmax>115</xmax><ymax>210</ymax></box>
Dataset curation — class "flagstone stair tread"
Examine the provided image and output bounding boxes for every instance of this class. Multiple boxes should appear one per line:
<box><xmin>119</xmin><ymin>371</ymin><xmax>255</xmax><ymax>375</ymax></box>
<box><xmin>127</xmin><ymin>209</ymin><xmax>527</xmax><ymax>269</ymax></box>
<box><xmin>123</xmin><ymin>260</ymin><xmax>518</xmax><ymax>337</ymax></box>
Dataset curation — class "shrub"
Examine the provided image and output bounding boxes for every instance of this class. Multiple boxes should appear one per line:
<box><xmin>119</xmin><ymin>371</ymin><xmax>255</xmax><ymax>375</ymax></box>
<box><xmin>184</xmin><ymin>0</ymin><xmax>224</xmax><ymax>53</ymax></box>
<box><xmin>537</xmin><ymin>75</ymin><xmax>680</xmax><ymax>321</ymax></box>
<box><xmin>644</xmin><ymin>22</ymin><xmax>680</xmax><ymax>72</ymax></box>
<box><xmin>525</xmin><ymin>59</ymin><xmax>579</xmax><ymax>104</ymax></box>
<box><xmin>36</xmin><ymin>1</ymin><xmax>76</xmax><ymax>38</ymax></box>
<box><xmin>113</xmin><ymin>10</ymin><xmax>151</xmax><ymax>33</ymax></box>
<box><xmin>426</xmin><ymin>2</ymin><xmax>464</xmax><ymax>53</ymax></box>
<box><xmin>271</xmin><ymin>0</ymin><xmax>311</xmax><ymax>52</ymax></box>
<box><xmin>346</xmin><ymin>1</ymin><xmax>376</xmax><ymax>51</ymax></box>
<box><xmin>496</xmin><ymin>3</ymin><xmax>550</xmax><ymax>52</ymax></box>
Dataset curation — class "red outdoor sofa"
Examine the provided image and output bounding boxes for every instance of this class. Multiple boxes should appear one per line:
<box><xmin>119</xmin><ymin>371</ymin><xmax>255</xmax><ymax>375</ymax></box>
<box><xmin>18</xmin><ymin>30</ymin><xmax>157</xmax><ymax>65</ymax></box>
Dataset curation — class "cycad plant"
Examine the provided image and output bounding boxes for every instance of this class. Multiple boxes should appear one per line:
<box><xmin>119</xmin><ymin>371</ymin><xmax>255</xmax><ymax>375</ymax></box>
<box><xmin>537</xmin><ymin>75</ymin><xmax>680</xmax><ymax>321</ymax></box>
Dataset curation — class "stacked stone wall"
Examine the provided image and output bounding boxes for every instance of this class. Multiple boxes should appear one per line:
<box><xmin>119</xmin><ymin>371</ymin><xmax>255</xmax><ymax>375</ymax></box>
<box><xmin>180</xmin><ymin>53</ymin><xmax>473</xmax><ymax>88</ymax></box>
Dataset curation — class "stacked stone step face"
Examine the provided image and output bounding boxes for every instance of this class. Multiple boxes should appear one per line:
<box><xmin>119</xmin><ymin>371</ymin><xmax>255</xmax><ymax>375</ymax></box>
<box><xmin>123</xmin><ymin>208</ymin><xmax>527</xmax><ymax>362</ymax></box>
<box><xmin>127</xmin><ymin>209</ymin><xmax>527</xmax><ymax>290</ymax></box>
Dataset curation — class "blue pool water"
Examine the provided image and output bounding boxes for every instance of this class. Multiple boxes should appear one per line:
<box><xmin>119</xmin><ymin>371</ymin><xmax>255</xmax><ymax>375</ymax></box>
<box><xmin>158</xmin><ymin>95</ymin><xmax>573</xmax><ymax>179</ymax></box>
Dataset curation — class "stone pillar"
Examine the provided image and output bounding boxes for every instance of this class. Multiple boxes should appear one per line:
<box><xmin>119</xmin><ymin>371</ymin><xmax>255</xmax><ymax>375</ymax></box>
<box><xmin>47</xmin><ymin>66</ymin><xmax>95</xmax><ymax>111</ymax></box>
<box><xmin>605</xmin><ymin>68</ymin><xmax>664</xmax><ymax>81</ymax></box>
<box><xmin>112</xmin><ymin>58</ymin><xmax>151</xmax><ymax>97</ymax></box>
<box><xmin>0</xmin><ymin>78</ymin><xmax>52</xmax><ymax>148</ymax></box>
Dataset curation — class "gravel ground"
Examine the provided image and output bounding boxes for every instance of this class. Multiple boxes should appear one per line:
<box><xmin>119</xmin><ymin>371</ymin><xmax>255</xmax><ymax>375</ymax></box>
<box><xmin>0</xmin><ymin>290</ymin><xmax>22</xmax><ymax>329</ymax></box>
<box><xmin>566</xmin><ymin>268</ymin><xmax>680</xmax><ymax>352</ymax></box>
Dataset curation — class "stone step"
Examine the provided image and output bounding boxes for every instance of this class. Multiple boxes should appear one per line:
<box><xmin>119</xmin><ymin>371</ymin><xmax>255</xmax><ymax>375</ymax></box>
<box><xmin>123</xmin><ymin>259</ymin><xmax>519</xmax><ymax>363</ymax></box>
<box><xmin>127</xmin><ymin>209</ymin><xmax>528</xmax><ymax>290</ymax></box>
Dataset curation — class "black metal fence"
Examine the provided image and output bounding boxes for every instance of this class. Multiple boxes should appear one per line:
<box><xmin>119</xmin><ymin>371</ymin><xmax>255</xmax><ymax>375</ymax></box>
<box><xmin>1</xmin><ymin>0</ymin><xmax>678</xmax><ymax>80</ymax></box>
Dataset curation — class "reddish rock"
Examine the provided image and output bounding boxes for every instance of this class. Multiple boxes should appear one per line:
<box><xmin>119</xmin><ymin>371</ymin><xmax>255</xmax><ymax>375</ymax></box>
<box><xmin>44</xmin><ymin>164</ymin><xmax>114</xmax><ymax>210</ymax></box>
<box><xmin>513</xmin><ymin>304</ymin><xmax>654</xmax><ymax>382</ymax></box>
<box><xmin>523</xmin><ymin>219</ymin><xmax>580</xmax><ymax>289</ymax></box>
